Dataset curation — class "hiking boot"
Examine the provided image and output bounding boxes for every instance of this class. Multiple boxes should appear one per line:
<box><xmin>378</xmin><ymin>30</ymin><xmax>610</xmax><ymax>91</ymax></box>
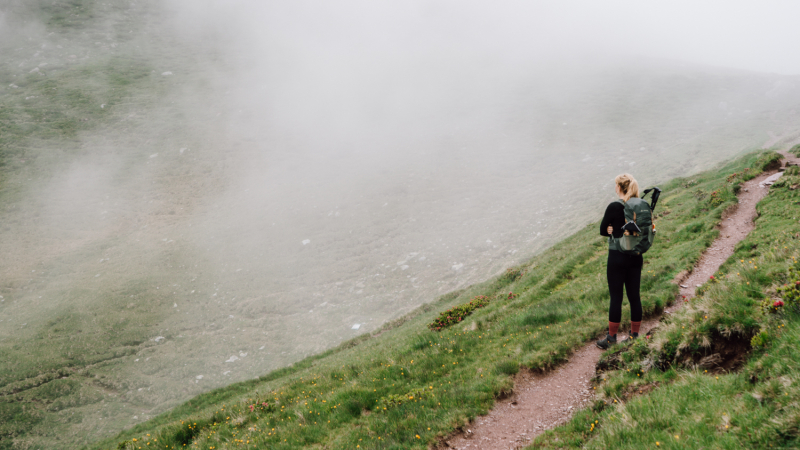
<box><xmin>621</xmin><ymin>332</ymin><xmax>639</xmax><ymax>343</ymax></box>
<box><xmin>596</xmin><ymin>333</ymin><xmax>617</xmax><ymax>350</ymax></box>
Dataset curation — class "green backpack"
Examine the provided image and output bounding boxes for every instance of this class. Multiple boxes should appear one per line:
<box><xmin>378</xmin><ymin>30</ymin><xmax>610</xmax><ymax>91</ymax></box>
<box><xmin>609</xmin><ymin>197</ymin><xmax>655</xmax><ymax>255</ymax></box>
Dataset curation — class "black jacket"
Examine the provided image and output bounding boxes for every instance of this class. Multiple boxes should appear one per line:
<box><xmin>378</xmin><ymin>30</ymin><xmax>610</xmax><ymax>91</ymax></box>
<box><xmin>600</xmin><ymin>201</ymin><xmax>626</xmax><ymax>239</ymax></box>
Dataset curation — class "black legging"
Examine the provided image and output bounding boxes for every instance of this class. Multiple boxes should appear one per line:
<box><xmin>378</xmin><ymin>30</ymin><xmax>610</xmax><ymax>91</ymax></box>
<box><xmin>607</xmin><ymin>250</ymin><xmax>643</xmax><ymax>323</ymax></box>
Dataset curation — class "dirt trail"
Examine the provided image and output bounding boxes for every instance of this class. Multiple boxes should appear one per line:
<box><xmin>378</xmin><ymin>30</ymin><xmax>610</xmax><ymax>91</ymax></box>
<box><xmin>443</xmin><ymin>153</ymin><xmax>796</xmax><ymax>450</ymax></box>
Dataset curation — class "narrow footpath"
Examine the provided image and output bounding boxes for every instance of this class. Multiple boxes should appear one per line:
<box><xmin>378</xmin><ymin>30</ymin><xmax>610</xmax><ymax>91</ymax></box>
<box><xmin>443</xmin><ymin>150</ymin><xmax>798</xmax><ymax>450</ymax></box>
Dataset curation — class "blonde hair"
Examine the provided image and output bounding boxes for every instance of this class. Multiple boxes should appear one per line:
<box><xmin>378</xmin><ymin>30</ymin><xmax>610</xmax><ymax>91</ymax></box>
<box><xmin>615</xmin><ymin>173</ymin><xmax>640</xmax><ymax>202</ymax></box>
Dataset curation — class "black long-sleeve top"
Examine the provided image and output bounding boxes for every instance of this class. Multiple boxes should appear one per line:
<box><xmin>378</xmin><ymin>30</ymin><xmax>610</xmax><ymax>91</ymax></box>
<box><xmin>600</xmin><ymin>201</ymin><xmax>626</xmax><ymax>239</ymax></box>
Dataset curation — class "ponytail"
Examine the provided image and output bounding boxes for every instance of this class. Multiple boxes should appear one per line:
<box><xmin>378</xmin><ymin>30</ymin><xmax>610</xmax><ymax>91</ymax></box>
<box><xmin>615</xmin><ymin>173</ymin><xmax>640</xmax><ymax>202</ymax></box>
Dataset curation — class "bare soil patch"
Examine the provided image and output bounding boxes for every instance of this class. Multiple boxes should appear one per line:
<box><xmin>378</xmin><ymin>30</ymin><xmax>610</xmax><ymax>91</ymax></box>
<box><xmin>597</xmin><ymin>326</ymin><xmax>750</xmax><ymax>378</ymax></box>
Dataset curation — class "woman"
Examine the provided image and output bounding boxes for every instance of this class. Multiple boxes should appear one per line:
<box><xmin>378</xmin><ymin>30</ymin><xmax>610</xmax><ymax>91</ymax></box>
<box><xmin>596</xmin><ymin>173</ymin><xmax>643</xmax><ymax>349</ymax></box>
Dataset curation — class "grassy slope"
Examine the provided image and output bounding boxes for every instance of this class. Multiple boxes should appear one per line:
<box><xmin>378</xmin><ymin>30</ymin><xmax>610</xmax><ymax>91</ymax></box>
<box><xmin>0</xmin><ymin>2</ymin><xmax>197</xmax><ymax>448</ymax></box>
<box><xmin>88</xmin><ymin>151</ymin><xmax>784</xmax><ymax>449</ymax></box>
<box><xmin>532</xmin><ymin>160</ymin><xmax>800</xmax><ymax>449</ymax></box>
<box><xmin>1</xmin><ymin>0</ymin><xmax>159</xmax><ymax>175</ymax></box>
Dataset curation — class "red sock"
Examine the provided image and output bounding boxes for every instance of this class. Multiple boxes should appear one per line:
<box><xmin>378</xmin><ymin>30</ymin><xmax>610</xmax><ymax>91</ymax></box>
<box><xmin>631</xmin><ymin>321</ymin><xmax>641</xmax><ymax>334</ymax></box>
<box><xmin>608</xmin><ymin>322</ymin><xmax>620</xmax><ymax>337</ymax></box>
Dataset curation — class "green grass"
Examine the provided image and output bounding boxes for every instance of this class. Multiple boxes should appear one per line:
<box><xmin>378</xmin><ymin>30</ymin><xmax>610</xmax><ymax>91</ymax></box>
<box><xmin>0</xmin><ymin>56</ymin><xmax>156</xmax><ymax>169</ymax></box>
<box><xmin>531</xmin><ymin>153</ymin><xmax>800</xmax><ymax>449</ymax></box>
<box><xmin>0</xmin><ymin>4</ymin><xmax>190</xmax><ymax>448</ymax></box>
<box><xmin>0</xmin><ymin>0</ymin><xmax>172</xmax><ymax>197</ymax></box>
<box><xmin>86</xmin><ymin>150</ymin><xmax>785</xmax><ymax>449</ymax></box>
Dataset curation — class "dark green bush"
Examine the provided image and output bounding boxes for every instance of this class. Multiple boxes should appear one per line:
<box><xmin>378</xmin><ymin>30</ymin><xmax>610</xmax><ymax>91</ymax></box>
<box><xmin>429</xmin><ymin>296</ymin><xmax>490</xmax><ymax>331</ymax></box>
<box><xmin>499</xmin><ymin>268</ymin><xmax>522</xmax><ymax>284</ymax></box>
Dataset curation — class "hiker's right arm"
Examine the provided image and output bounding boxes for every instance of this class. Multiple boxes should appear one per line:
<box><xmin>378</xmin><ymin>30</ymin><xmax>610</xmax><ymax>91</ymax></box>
<box><xmin>600</xmin><ymin>202</ymin><xmax>625</xmax><ymax>238</ymax></box>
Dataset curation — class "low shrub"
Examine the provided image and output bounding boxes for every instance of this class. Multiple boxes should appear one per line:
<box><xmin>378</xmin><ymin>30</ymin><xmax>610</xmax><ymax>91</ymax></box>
<box><xmin>776</xmin><ymin>261</ymin><xmax>800</xmax><ymax>314</ymax></box>
<box><xmin>709</xmin><ymin>189</ymin><xmax>725</xmax><ymax>207</ymax></box>
<box><xmin>726</xmin><ymin>168</ymin><xmax>750</xmax><ymax>183</ymax></box>
<box><xmin>751</xmin><ymin>330</ymin><xmax>773</xmax><ymax>348</ymax></box>
<box><xmin>429</xmin><ymin>296</ymin><xmax>490</xmax><ymax>331</ymax></box>
<box><xmin>500</xmin><ymin>268</ymin><xmax>522</xmax><ymax>284</ymax></box>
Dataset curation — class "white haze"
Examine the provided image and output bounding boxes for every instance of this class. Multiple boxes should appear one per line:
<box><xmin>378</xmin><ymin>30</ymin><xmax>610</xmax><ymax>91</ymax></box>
<box><xmin>168</xmin><ymin>0</ymin><xmax>800</xmax><ymax>75</ymax></box>
<box><xmin>1</xmin><ymin>0</ymin><xmax>800</xmax><ymax>445</ymax></box>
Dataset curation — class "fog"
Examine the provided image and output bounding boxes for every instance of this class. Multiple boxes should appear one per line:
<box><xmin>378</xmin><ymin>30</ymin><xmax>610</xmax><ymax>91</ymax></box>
<box><xmin>1</xmin><ymin>0</ymin><xmax>800</xmax><ymax>445</ymax></box>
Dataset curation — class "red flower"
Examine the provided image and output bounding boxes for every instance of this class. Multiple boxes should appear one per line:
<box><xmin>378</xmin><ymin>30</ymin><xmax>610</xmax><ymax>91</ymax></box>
<box><xmin>774</xmin><ymin>300</ymin><xmax>785</xmax><ymax>307</ymax></box>
<box><xmin>710</xmin><ymin>276</ymin><xmax>715</xmax><ymax>280</ymax></box>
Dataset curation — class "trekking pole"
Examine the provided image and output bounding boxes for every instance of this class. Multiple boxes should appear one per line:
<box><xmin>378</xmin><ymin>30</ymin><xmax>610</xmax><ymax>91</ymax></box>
<box><xmin>642</xmin><ymin>187</ymin><xmax>661</xmax><ymax>211</ymax></box>
<box><xmin>642</xmin><ymin>187</ymin><xmax>661</xmax><ymax>237</ymax></box>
